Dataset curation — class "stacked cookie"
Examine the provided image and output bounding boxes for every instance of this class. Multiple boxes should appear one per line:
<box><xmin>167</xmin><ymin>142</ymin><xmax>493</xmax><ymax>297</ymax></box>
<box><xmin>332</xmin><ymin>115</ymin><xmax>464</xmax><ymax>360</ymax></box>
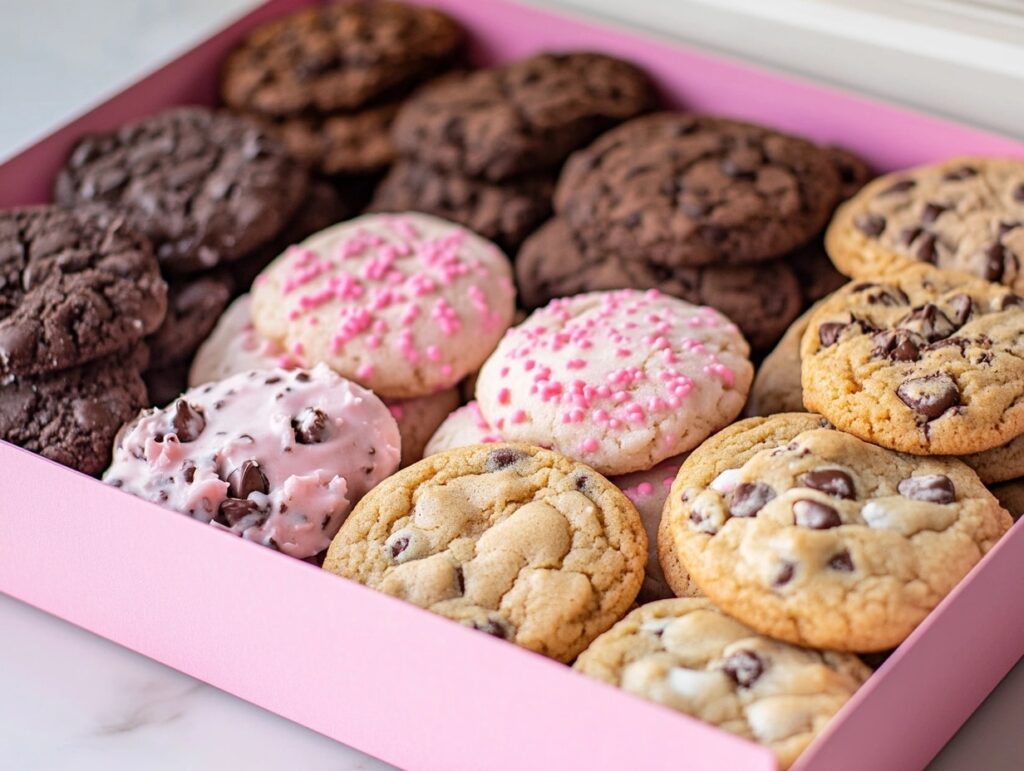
<box><xmin>53</xmin><ymin>106</ymin><xmax>325</xmax><ymax>403</ymax></box>
<box><xmin>369</xmin><ymin>51</ymin><xmax>656</xmax><ymax>252</ymax></box>
<box><xmin>518</xmin><ymin>113</ymin><xmax>870</xmax><ymax>350</ymax></box>
<box><xmin>0</xmin><ymin>207</ymin><xmax>166</xmax><ymax>474</ymax></box>
<box><xmin>221</xmin><ymin>1</ymin><xmax>466</xmax><ymax>181</ymax></box>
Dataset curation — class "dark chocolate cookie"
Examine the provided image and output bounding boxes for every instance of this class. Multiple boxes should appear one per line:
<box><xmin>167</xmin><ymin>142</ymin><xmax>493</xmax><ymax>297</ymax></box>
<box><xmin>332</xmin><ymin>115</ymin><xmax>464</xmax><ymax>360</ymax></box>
<box><xmin>0</xmin><ymin>345</ymin><xmax>149</xmax><ymax>475</ymax></box>
<box><xmin>787</xmin><ymin>241</ymin><xmax>847</xmax><ymax>305</ymax></box>
<box><xmin>54</xmin><ymin>107</ymin><xmax>308</xmax><ymax>274</ymax></box>
<box><xmin>555</xmin><ymin>113</ymin><xmax>842</xmax><ymax>267</ymax></box>
<box><xmin>368</xmin><ymin>160</ymin><xmax>554</xmax><ymax>252</ymax></box>
<box><xmin>229</xmin><ymin>177</ymin><xmax>365</xmax><ymax>291</ymax></box>
<box><xmin>391</xmin><ymin>53</ymin><xmax>656</xmax><ymax>181</ymax></box>
<box><xmin>273</xmin><ymin>101</ymin><xmax>399</xmax><ymax>176</ymax></box>
<box><xmin>143</xmin><ymin>363</ymin><xmax>189</xmax><ymax>408</ymax></box>
<box><xmin>145</xmin><ymin>272</ymin><xmax>234</xmax><ymax>370</ymax></box>
<box><xmin>221</xmin><ymin>2</ymin><xmax>464</xmax><ymax>116</ymax></box>
<box><xmin>516</xmin><ymin>219</ymin><xmax>801</xmax><ymax>350</ymax></box>
<box><xmin>0</xmin><ymin>206</ymin><xmax>166</xmax><ymax>380</ymax></box>
<box><xmin>825</xmin><ymin>144</ymin><xmax>874</xmax><ymax>201</ymax></box>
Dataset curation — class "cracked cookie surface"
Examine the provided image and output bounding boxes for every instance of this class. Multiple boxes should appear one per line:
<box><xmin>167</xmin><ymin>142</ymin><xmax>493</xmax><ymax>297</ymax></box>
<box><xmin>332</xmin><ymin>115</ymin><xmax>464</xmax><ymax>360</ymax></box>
<box><xmin>663</xmin><ymin>414</ymin><xmax>1012</xmax><ymax>651</ymax></box>
<box><xmin>574</xmin><ymin>598</ymin><xmax>871</xmax><ymax>769</ymax></box>
<box><xmin>476</xmin><ymin>289</ymin><xmax>752</xmax><ymax>475</ymax></box>
<box><xmin>515</xmin><ymin>218</ymin><xmax>801</xmax><ymax>350</ymax></box>
<box><xmin>55</xmin><ymin>107</ymin><xmax>308</xmax><ymax>274</ymax></box>
<box><xmin>826</xmin><ymin>157</ymin><xmax>1024</xmax><ymax>291</ymax></box>
<box><xmin>369</xmin><ymin>160</ymin><xmax>555</xmax><ymax>252</ymax></box>
<box><xmin>391</xmin><ymin>53</ymin><xmax>655</xmax><ymax>181</ymax></box>
<box><xmin>801</xmin><ymin>264</ymin><xmax>1024</xmax><ymax>454</ymax></box>
<box><xmin>555</xmin><ymin>113</ymin><xmax>841</xmax><ymax>267</ymax></box>
<box><xmin>0</xmin><ymin>206</ymin><xmax>166</xmax><ymax>379</ymax></box>
<box><xmin>324</xmin><ymin>443</ymin><xmax>647</xmax><ymax>662</ymax></box>
<box><xmin>221</xmin><ymin>2</ymin><xmax>464</xmax><ymax>116</ymax></box>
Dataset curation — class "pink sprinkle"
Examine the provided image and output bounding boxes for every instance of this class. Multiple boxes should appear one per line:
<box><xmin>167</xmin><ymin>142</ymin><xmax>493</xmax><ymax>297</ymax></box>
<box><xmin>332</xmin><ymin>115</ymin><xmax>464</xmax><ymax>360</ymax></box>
<box><xmin>388</xmin><ymin>404</ymin><xmax>405</xmax><ymax>420</ymax></box>
<box><xmin>704</xmin><ymin>363</ymin><xmax>736</xmax><ymax>387</ymax></box>
<box><xmin>511</xmin><ymin>409</ymin><xmax>527</xmax><ymax>424</ymax></box>
<box><xmin>636</xmin><ymin>482</ymin><xmax>654</xmax><ymax>497</ymax></box>
<box><xmin>579</xmin><ymin>437</ymin><xmax>600</xmax><ymax>454</ymax></box>
<box><xmin>357</xmin><ymin>364</ymin><xmax>375</xmax><ymax>380</ymax></box>
<box><xmin>498</xmin><ymin>388</ymin><xmax>511</xmax><ymax>405</ymax></box>
<box><xmin>566</xmin><ymin>358</ymin><xmax>586</xmax><ymax>370</ymax></box>
<box><xmin>426</xmin><ymin>345</ymin><xmax>442</xmax><ymax>362</ymax></box>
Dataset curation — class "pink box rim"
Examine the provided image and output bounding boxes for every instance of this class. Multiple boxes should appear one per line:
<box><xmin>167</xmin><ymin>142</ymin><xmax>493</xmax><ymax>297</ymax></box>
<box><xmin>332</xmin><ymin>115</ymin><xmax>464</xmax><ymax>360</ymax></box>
<box><xmin>2</xmin><ymin>2</ymin><xmax>1023</xmax><ymax>770</ymax></box>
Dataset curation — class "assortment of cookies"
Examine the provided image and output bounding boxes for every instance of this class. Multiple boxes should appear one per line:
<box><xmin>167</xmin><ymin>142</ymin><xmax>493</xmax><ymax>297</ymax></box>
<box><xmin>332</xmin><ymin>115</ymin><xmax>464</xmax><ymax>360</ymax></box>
<box><xmin>2</xmin><ymin>1</ymin><xmax>1022</xmax><ymax>766</ymax></box>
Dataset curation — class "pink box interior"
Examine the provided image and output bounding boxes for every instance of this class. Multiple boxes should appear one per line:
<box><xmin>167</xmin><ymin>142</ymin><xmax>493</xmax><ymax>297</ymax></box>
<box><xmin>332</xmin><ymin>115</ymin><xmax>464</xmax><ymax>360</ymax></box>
<box><xmin>1</xmin><ymin>2</ymin><xmax>1023</xmax><ymax>770</ymax></box>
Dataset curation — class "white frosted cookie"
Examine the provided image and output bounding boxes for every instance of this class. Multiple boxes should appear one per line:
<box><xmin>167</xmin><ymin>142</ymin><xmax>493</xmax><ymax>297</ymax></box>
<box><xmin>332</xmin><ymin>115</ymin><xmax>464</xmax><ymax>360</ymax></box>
<box><xmin>424</xmin><ymin>401</ymin><xmax>503</xmax><ymax>456</ymax></box>
<box><xmin>104</xmin><ymin>364</ymin><xmax>401</xmax><ymax>559</ymax></box>
<box><xmin>250</xmin><ymin>212</ymin><xmax>516</xmax><ymax>398</ymax></box>
<box><xmin>574</xmin><ymin>598</ymin><xmax>871</xmax><ymax>770</ymax></box>
<box><xmin>475</xmin><ymin>289</ymin><xmax>753</xmax><ymax>475</ymax></box>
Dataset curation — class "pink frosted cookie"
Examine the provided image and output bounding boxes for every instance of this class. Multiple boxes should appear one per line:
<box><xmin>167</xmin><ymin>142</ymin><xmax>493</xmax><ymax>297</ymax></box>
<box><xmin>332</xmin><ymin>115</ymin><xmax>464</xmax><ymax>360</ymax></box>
<box><xmin>613</xmin><ymin>455</ymin><xmax>690</xmax><ymax>603</ymax></box>
<box><xmin>104</xmin><ymin>364</ymin><xmax>400</xmax><ymax>559</ymax></box>
<box><xmin>250</xmin><ymin>213</ymin><xmax>516</xmax><ymax>398</ymax></box>
<box><xmin>423</xmin><ymin>401</ymin><xmax>504</xmax><ymax>456</ymax></box>
<box><xmin>475</xmin><ymin>289</ymin><xmax>752</xmax><ymax>475</ymax></box>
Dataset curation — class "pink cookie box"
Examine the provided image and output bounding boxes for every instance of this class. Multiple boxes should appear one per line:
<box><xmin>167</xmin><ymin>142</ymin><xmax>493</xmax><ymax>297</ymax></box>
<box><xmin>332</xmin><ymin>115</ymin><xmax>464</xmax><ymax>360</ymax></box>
<box><xmin>1</xmin><ymin>1</ymin><xmax>1023</xmax><ymax>769</ymax></box>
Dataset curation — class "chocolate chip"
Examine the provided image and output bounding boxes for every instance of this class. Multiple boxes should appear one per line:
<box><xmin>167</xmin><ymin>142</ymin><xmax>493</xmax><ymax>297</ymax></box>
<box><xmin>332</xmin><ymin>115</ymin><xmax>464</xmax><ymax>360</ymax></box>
<box><xmin>916</xmin><ymin>233</ymin><xmax>938</xmax><ymax>264</ymax></box>
<box><xmin>182</xmin><ymin>461</ymin><xmax>196</xmax><ymax>484</ymax></box>
<box><xmin>487</xmin><ymin>447</ymin><xmax>524</xmax><ymax>471</ymax></box>
<box><xmin>943</xmin><ymin>165</ymin><xmax>977</xmax><ymax>181</ymax></box>
<box><xmin>898</xmin><ymin>303</ymin><xmax>954</xmax><ymax>342</ymax></box>
<box><xmin>623</xmin><ymin>212</ymin><xmax>642</xmax><ymax>229</ymax></box>
<box><xmin>899</xmin><ymin>226</ymin><xmax>923</xmax><ymax>247</ymax></box>
<box><xmin>722</xmin><ymin>650</ymin><xmax>765</xmax><ymax>688</ymax></box>
<box><xmin>471</xmin><ymin>618</ymin><xmax>509</xmax><ymax>640</ymax></box>
<box><xmin>729</xmin><ymin>482</ymin><xmax>775</xmax><ymax>518</ymax></box>
<box><xmin>292</xmin><ymin>407</ymin><xmax>329</xmax><ymax>444</ymax></box>
<box><xmin>772</xmin><ymin>561</ymin><xmax>796</xmax><ymax>588</ymax></box>
<box><xmin>218</xmin><ymin>497</ymin><xmax>261</xmax><ymax>526</ymax></box>
<box><xmin>872</xmin><ymin>330</ymin><xmax>921</xmax><ymax>362</ymax></box>
<box><xmin>922</xmin><ymin>203</ymin><xmax>946</xmax><ymax>224</ymax></box>
<box><xmin>264</xmin><ymin>376</ymin><xmax>281</xmax><ymax>384</ymax></box>
<box><xmin>171</xmin><ymin>399</ymin><xmax>205</xmax><ymax>442</ymax></box>
<box><xmin>388</xmin><ymin>535</ymin><xmax>409</xmax><ymax>560</ymax></box>
<box><xmin>984</xmin><ymin>242</ymin><xmax>1007</xmax><ymax>282</ymax></box>
<box><xmin>854</xmin><ymin>213</ymin><xmax>885</xmax><ymax>237</ymax></box>
<box><xmin>949</xmin><ymin>294</ymin><xmax>972</xmax><ymax>327</ymax></box>
<box><xmin>793</xmin><ymin>499</ymin><xmax>842</xmax><ymax>529</ymax></box>
<box><xmin>881</xmin><ymin>179</ymin><xmax>916</xmax><ymax>195</ymax></box>
<box><xmin>574</xmin><ymin>474</ymin><xmax>588</xmax><ymax>491</ymax></box>
<box><xmin>818</xmin><ymin>322</ymin><xmax>846</xmax><ymax>347</ymax></box>
<box><xmin>828</xmin><ymin>550</ymin><xmax>855</xmax><ymax>572</ymax></box>
<box><xmin>898</xmin><ymin>474</ymin><xmax>956</xmax><ymax>504</ymax></box>
<box><xmin>998</xmin><ymin>221</ymin><xmax>1021</xmax><ymax>237</ymax></box>
<box><xmin>720</xmin><ymin>158</ymin><xmax>756</xmax><ymax>181</ymax></box>
<box><xmin>680</xmin><ymin>200</ymin><xmax>710</xmax><ymax>218</ymax></box>
<box><xmin>227</xmin><ymin>459</ymin><xmax>268</xmax><ymax>499</ymax></box>
<box><xmin>1014</xmin><ymin>184</ymin><xmax>1024</xmax><ymax>203</ymax></box>
<box><xmin>797</xmin><ymin>469</ymin><xmax>856</xmax><ymax>499</ymax></box>
<box><xmin>896</xmin><ymin>374</ymin><xmax>960</xmax><ymax>419</ymax></box>
<box><xmin>1000</xmin><ymin>294</ymin><xmax>1024</xmax><ymax>309</ymax></box>
<box><xmin>455</xmin><ymin>566</ymin><xmax>465</xmax><ymax>595</ymax></box>
<box><xmin>294</xmin><ymin>372</ymin><xmax>310</xmax><ymax>382</ymax></box>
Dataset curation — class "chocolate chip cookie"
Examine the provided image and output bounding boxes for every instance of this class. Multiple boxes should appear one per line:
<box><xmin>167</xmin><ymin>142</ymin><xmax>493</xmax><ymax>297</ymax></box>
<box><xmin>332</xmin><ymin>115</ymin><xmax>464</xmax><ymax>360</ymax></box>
<box><xmin>273</xmin><ymin>101</ymin><xmax>399</xmax><ymax>176</ymax></box>
<box><xmin>0</xmin><ymin>206</ymin><xmax>166</xmax><ymax>380</ymax></box>
<box><xmin>323</xmin><ymin>443</ymin><xmax>647</xmax><ymax>662</ymax></box>
<box><xmin>146</xmin><ymin>272</ymin><xmax>234</xmax><ymax>370</ymax></box>
<box><xmin>801</xmin><ymin>264</ymin><xmax>1024</xmax><ymax>454</ymax></box>
<box><xmin>555</xmin><ymin>113</ymin><xmax>842</xmax><ymax>267</ymax></box>
<box><xmin>0</xmin><ymin>346</ymin><xmax>149</xmax><ymax>475</ymax></box>
<box><xmin>574</xmin><ymin>598</ymin><xmax>871</xmax><ymax>769</ymax></box>
<box><xmin>369</xmin><ymin>160</ymin><xmax>555</xmax><ymax>252</ymax></box>
<box><xmin>746</xmin><ymin>305</ymin><xmax>818</xmax><ymax>417</ymax></box>
<box><xmin>54</xmin><ymin>107</ymin><xmax>308</xmax><ymax>274</ymax></box>
<box><xmin>391</xmin><ymin>53</ymin><xmax>655</xmax><ymax>181</ymax></box>
<box><xmin>221</xmin><ymin>2</ymin><xmax>464</xmax><ymax>116</ymax></box>
<box><xmin>515</xmin><ymin>219</ymin><xmax>801</xmax><ymax>349</ymax></box>
<box><xmin>826</xmin><ymin>157</ymin><xmax>1024</xmax><ymax>291</ymax></box>
<box><xmin>662</xmin><ymin>414</ymin><xmax>1012</xmax><ymax>650</ymax></box>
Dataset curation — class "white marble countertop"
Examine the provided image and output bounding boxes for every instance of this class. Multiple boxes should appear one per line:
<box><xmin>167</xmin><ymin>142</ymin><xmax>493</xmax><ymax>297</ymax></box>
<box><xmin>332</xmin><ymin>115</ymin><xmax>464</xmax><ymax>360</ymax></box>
<box><xmin>2</xmin><ymin>2</ymin><xmax>1022</xmax><ymax>769</ymax></box>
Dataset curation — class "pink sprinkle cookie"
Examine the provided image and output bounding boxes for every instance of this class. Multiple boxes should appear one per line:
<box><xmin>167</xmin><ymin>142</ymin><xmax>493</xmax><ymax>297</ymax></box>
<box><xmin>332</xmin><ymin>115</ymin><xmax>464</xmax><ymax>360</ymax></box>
<box><xmin>103</xmin><ymin>364</ymin><xmax>400</xmax><ymax>559</ymax></box>
<box><xmin>424</xmin><ymin>401</ymin><xmax>504</xmax><ymax>456</ymax></box>
<box><xmin>613</xmin><ymin>455</ymin><xmax>689</xmax><ymax>603</ymax></box>
<box><xmin>189</xmin><ymin>295</ymin><xmax>298</xmax><ymax>387</ymax></box>
<box><xmin>250</xmin><ymin>213</ymin><xmax>516</xmax><ymax>398</ymax></box>
<box><xmin>475</xmin><ymin>289</ymin><xmax>753</xmax><ymax>475</ymax></box>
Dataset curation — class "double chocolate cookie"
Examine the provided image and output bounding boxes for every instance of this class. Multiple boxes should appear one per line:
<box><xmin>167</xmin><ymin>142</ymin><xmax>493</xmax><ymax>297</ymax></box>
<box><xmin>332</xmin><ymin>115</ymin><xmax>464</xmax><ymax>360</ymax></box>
<box><xmin>221</xmin><ymin>2</ymin><xmax>464</xmax><ymax>117</ymax></box>
<box><xmin>55</xmin><ymin>107</ymin><xmax>308</xmax><ymax>274</ymax></box>
<box><xmin>369</xmin><ymin>161</ymin><xmax>555</xmax><ymax>252</ymax></box>
<box><xmin>273</xmin><ymin>101</ymin><xmax>400</xmax><ymax>176</ymax></box>
<box><xmin>391</xmin><ymin>53</ymin><xmax>655</xmax><ymax>181</ymax></box>
<box><xmin>0</xmin><ymin>346</ymin><xmax>149</xmax><ymax>475</ymax></box>
<box><xmin>555</xmin><ymin>113</ymin><xmax>842</xmax><ymax>267</ymax></box>
<box><xmin>146</xmin><ymin>272</ymin><xmax>234</xmax><ymax>371</ymax></box>
<box><xmin>0</xmin><ymin>206</ymin><xmax>166</xmax><ymax>380</ymax></box>
<box><xmin>515</xmin><ymin>219</ymin><xmax>801</xmax><ymax>349</ymax></box>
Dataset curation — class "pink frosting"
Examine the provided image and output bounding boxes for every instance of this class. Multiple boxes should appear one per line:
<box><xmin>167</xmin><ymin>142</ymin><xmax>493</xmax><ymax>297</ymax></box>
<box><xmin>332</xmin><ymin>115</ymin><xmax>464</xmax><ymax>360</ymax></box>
<box><xmin>104</xmin><ymin>364</ymin><xmax>400</xmax><ymax>559</ymax></box>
